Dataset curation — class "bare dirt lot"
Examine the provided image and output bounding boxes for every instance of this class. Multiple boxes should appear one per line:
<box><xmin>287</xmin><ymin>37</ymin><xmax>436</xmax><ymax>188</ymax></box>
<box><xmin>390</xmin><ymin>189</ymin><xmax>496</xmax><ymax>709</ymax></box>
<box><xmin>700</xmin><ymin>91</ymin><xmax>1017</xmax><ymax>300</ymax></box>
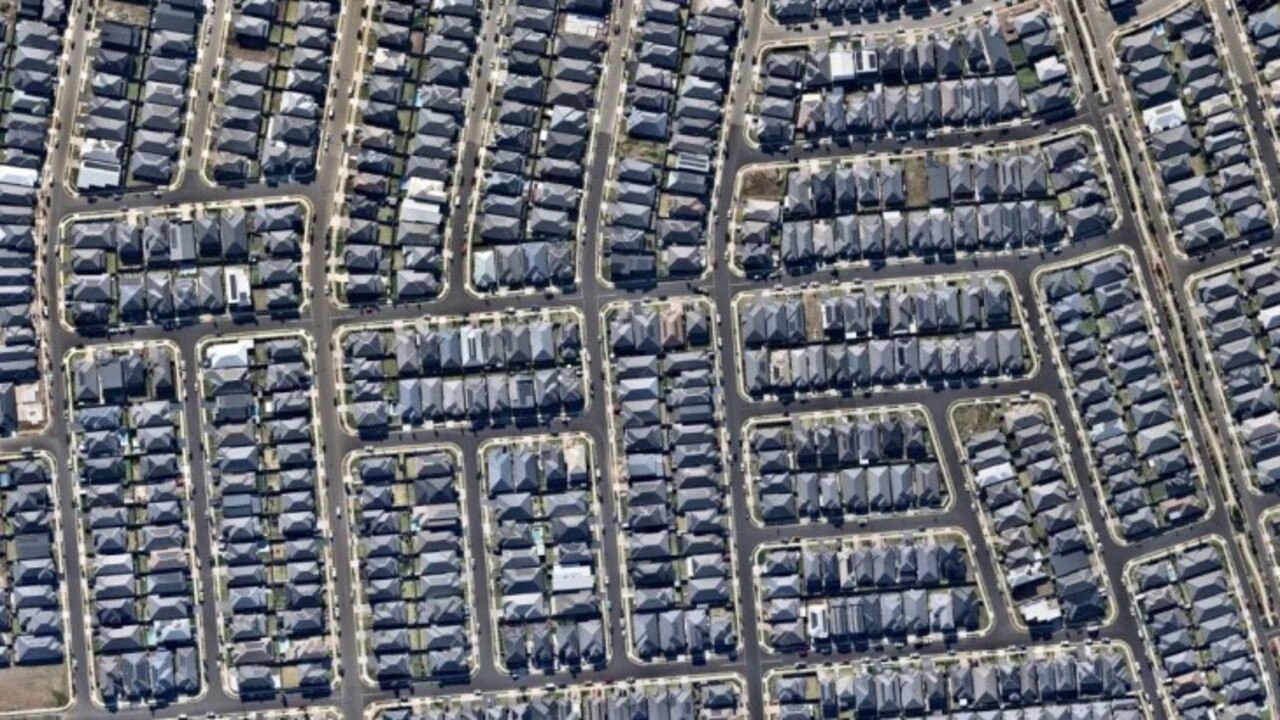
<box><xmin>0</xmin><ymin>663</ymin><xmax>71</xmax><ymax>713</ymax></box>
<box><xmin>739</xmin><ymin>168</ymin><xmax>786</xmax><ymax>200</ymax></box>
<box><xmin>951</xmin><ymin>401</ymin><xmax>1002</xmax><ymax>442</ymax></box>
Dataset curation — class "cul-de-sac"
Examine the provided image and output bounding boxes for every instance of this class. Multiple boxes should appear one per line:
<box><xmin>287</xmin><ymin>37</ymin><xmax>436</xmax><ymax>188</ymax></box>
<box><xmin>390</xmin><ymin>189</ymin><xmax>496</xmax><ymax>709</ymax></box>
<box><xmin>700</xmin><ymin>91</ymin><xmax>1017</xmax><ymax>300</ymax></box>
<box><xmin>0</xmin><ymin>0</ymin><xmax>1278</xmax><ymax>715</ymax></box>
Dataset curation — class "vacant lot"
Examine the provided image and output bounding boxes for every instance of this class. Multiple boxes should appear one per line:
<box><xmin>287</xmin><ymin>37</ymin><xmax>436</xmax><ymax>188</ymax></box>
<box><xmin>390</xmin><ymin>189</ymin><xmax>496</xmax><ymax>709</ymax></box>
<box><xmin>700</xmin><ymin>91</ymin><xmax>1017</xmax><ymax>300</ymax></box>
<box><xmin>0</xmin><ymin>663</ymin><xmax>70</xmax><ymax>713</ymax></box>
<box><xmin>740</xmin><ymin>167</ymin><xmax>786</xmax><ymax>200</ymax></box>
<box><xmin>952</xmin><ymin>401</ymin><xmax>1002</xmax><ymax>442</ymax></box>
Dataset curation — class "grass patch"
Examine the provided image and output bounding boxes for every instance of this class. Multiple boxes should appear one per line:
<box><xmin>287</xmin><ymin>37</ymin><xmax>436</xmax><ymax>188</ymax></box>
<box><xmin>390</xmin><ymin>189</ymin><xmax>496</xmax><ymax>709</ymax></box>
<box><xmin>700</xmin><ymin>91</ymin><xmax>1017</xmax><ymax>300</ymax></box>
<box><xmin>1017</xmin><ymin>66</ymin><xmax>1041</xmax><ymax>93</ymax></box>
<box><xmin>1009</xmin><ymin>41</ymin><xmax>1029</xmax><ymax>70</ymax></box>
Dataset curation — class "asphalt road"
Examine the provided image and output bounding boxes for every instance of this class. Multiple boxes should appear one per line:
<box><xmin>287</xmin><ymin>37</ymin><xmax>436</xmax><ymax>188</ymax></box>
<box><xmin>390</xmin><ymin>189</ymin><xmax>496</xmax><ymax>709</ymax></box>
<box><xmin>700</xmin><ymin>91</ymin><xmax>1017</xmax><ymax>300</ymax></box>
<box><xmin>11</xmin><ymin>0</ymin><xmax>1280</xmax><ymax>716</ymax></box>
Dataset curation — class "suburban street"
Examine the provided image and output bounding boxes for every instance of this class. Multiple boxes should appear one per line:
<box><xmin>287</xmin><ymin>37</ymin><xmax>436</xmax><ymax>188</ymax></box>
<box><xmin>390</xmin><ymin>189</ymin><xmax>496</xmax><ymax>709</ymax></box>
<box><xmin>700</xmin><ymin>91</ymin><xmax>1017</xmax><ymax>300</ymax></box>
<box><xmin>10</xmin><ymin>0</ymin><xmax>1280</xmax><ymax>715</ymax></box>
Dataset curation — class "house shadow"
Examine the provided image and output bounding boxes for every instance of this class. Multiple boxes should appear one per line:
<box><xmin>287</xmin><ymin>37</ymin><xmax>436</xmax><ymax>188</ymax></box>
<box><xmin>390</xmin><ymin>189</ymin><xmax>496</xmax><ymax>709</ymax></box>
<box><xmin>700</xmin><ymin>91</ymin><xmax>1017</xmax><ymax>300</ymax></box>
<box><xmin>357</xmin><ymin>425</ymin><xmax>392</xmax><ymax>442</ymax></box>
<box><xmin>1108</xmin><ymin>1</ymin><xmax>1137</xmax><ymax>24</ymax></box>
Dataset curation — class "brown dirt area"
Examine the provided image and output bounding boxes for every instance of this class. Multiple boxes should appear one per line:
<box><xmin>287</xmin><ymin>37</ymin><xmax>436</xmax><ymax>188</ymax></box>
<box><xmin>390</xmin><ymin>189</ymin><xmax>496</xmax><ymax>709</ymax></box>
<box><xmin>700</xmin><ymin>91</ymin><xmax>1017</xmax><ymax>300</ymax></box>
<box><xmin>740</xmin><ymin>168</ymin><xmax>787</xmax><ymax>201</ymax></box>
<box><xmin>0</xmin><ymin>663</ymin><xmax>70</xmax><ymax>713</ymax></box>
<box><xmin>952</xmin><ymin>402</ymin><xmax>1002</xmax><ymax>442</ymax></box>
<box><xmin>99</xmin><ymin>0</ymin><xmax>150</xmax><ymax>25</ymax></box>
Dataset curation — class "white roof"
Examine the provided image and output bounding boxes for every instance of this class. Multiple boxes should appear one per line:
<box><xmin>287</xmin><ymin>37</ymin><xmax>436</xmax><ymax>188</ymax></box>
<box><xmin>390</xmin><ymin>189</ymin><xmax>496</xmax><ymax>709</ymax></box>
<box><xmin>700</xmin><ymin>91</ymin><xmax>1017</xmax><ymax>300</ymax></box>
<box><xmin>207</xmin><ymin>338</ymin><xmax>254</xmax><ymax>368</ymax></box>
<box><xmin>1034</xmin><ymin>56</ymin><xmax>1068</xmax><ymax>84</ymax></box>
<box><xmin>223</xmin><ymin>266</ymin><xmax>252</xmax><ymax>307</ymax></box>
<box><xmin>1141</xmin><ymin>100</ymin><xmax>1187</xmax><ymax>135</ymax></box>
<box><xmin>0</xmin><ymin>165</ymin><xmax>38</xmax><ymax>188</ymax></box>
<box><xmin>1020</xmin><ymin>598</ymin><xmax>1063</xmax><ymax>624</ymax></box>
<box><xmin>830</xmin><ymin>49</ymin><xmax>855</xmax><ymax>82</ymax></box>
<box><xmin>562</xmin><ymin>13</ymin><xmax>605</xmax><ymax>39</ymax></box>
<box><xmin>565</xmin><ymin>443</ymin><xmax>588</xmax><ymax>476</ymax></box>
<box><xmin>742</xmin><ymin>198</ymin><xmax>781</xmax><ymax>222</ymax></box>
<box><xmin>1258</xmin><ymin>303</ymin><xmax>1280</xmax><ymax>330</ymax></box>
<box><xmin>76</xmin><ymin>163</ymin><xmax>120</xmax><ymax>190</ymax></box>
<box><xmin>551</xmin><ymin>564</ymin><xmax>595</xmax><ymax>592</ymax></box>
<box><xmin>472</xmin><ymin>249</ymin><xmax>497</xmax><ymax>285</ymax></box>
<box><xmin>398</xmin><ymin>197</ymin><xmax>443</xmax><ymax>227</ymax></box>
<box><xmin>403</xmin><ymin>177</ymin><xmax>446</xmax><ymax>202</ymax></box>
<box><xmin>974</xmin><ymin>461</ymin><xmax>1017</xmax><ymax>488</ymax></box>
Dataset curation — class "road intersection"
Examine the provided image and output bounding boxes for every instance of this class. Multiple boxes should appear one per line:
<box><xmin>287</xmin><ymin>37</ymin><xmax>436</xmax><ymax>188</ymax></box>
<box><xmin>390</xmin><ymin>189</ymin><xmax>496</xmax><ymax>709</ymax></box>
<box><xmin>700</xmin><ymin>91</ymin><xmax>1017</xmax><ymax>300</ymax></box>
<box><xmin>15</xmin><ymin>0</ymin><xmax>1280</xmax><ymax>715</ymax></box>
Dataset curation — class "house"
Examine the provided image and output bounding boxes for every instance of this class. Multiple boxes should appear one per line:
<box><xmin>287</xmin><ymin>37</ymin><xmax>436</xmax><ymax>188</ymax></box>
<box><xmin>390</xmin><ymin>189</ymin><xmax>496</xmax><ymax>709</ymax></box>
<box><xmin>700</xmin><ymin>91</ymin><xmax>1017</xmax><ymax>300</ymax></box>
<box><xmin>67</xmin><ymin>347</ymin><xmax>202</xmax><ymax>705</ymax></box>
<box><xmin>351</xmin><ymin>448</ymin><xmax>471</xmax><ymax>681</ymax></box>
